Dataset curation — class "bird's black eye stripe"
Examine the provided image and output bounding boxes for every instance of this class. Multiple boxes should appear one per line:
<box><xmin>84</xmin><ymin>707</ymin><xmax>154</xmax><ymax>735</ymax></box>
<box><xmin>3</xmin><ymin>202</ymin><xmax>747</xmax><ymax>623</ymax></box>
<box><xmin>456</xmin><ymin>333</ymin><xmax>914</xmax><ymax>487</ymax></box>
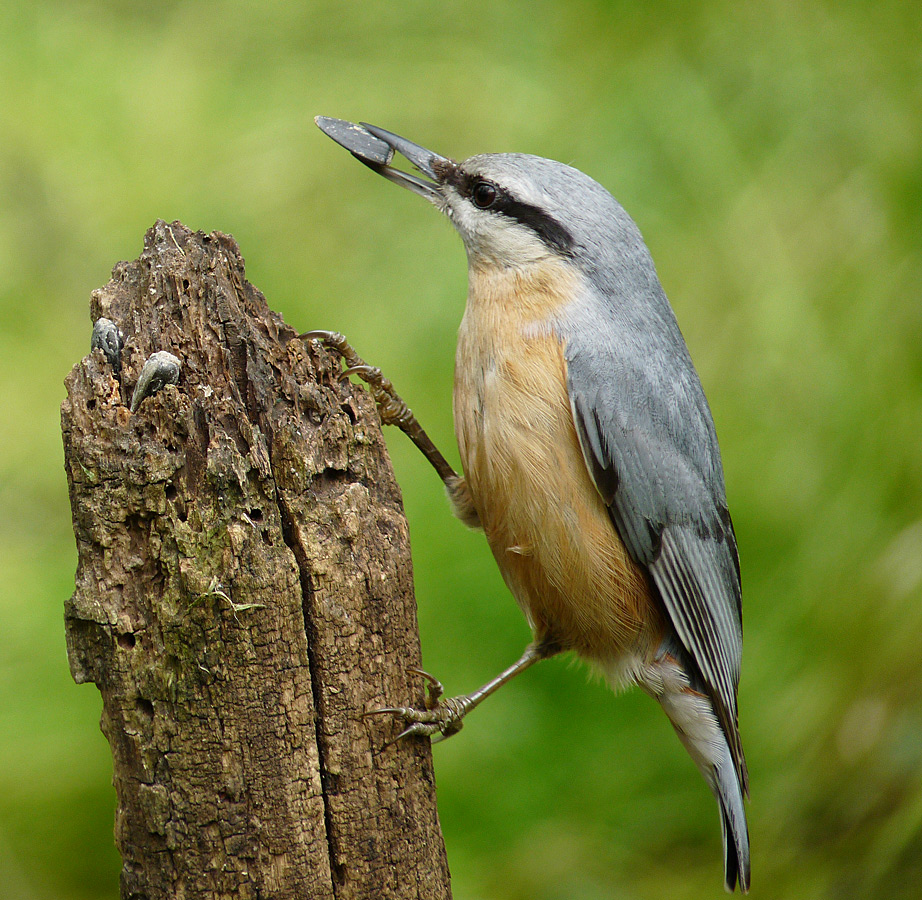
<box><xmin>440</xmin><ymin>168</ymin><xmax>575</xmax><ymax>255</ymax></box>
<box><xmin>495</xmin><ymin>196</ymin><xmax>575</xmax><ymax>256</ymax></box>
<box><xmin>443</xmin><ymin>170</ymin><xmax>575</xmax><ymax>256</ymax></box>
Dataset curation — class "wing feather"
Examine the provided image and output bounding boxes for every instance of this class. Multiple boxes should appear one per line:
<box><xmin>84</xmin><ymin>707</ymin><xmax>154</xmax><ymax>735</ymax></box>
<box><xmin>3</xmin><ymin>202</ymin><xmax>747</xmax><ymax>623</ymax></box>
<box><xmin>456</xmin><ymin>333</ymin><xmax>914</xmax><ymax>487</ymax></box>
<box><xmin>562</xmin><ymin>289</ymin><xmax>747</xmax><ymax>788</ymax></box>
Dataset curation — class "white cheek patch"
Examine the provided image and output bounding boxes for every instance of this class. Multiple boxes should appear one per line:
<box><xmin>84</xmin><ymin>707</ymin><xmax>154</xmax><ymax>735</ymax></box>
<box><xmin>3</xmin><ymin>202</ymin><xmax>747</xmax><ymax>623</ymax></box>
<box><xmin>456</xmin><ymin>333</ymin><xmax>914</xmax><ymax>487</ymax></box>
<box><xmin>447</xmin><ymin>194</ymin><xmax>554</xmax><ymax>268</ymax></box>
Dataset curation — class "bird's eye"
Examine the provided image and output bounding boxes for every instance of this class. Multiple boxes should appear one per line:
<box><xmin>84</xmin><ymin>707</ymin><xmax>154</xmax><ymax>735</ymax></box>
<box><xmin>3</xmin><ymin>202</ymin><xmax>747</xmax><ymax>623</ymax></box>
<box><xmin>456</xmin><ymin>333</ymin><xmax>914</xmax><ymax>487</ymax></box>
<box><xmin>471</xmin><ymin>181</ymin><xmax>498</xmax><ymax>209</ymax></box>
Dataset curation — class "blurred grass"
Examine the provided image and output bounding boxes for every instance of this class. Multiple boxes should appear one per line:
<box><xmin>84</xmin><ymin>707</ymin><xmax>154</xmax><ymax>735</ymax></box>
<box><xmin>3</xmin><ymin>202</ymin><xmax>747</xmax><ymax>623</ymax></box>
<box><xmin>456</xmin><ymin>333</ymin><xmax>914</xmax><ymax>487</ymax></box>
<box><xmin>1</xmin><ymin>1</ymin><xmax>921</xmax><ymax>897</ymax></box>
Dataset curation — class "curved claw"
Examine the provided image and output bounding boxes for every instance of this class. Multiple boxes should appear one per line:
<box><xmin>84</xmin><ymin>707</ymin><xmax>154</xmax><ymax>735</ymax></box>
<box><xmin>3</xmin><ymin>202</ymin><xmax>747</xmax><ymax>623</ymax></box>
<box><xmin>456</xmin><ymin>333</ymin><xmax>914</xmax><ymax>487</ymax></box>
<box><xmin>406</xmin><ymin>665</ymin><xmax>444</xmax><ymax>709</ymax></box>
<box><xmin>340</xmin><ymin>363</ymin><xmax>380</xmax><ymax>382</ymax></box>
<box><xmin>363</xmin><ymin>706</ymin><xmax>415</xmax><ymax>718</ymax></box>
<box><xmin>363</xmin><ymin>682</ymin><xmax>469</xmax><ymax>747</ymax></box>
<box><xmin>382</xmin><ymin>712</ymin><xmax>464</xmax><ymax>747</ymax></box>
<box><xmin>298</xmin><ymin>329</ymin><xmax>342</xmax><ymax>344</ymax></box>
<box><xmin>296</xmin><ymin>330</ymin><xmax>459</xmax><ymax>484</ymax></box>
<box><xmin>389</xmin><ymin>721</ymin><xmax>448</xmax><ymax>746</ymax></box>
<box><xmin>406</xmin><ymin>665</ymin><xmax>440</xmax><ymax>684</ymax></box>
<box><xmin>364</xmin><ymin>703</ymin><xmax>450</xmax><ymax>748</ymax></box>
<box><xmin>298</xmin><ymin>332</ymin><xmax>375</xmax><ymax>385</ymax></box>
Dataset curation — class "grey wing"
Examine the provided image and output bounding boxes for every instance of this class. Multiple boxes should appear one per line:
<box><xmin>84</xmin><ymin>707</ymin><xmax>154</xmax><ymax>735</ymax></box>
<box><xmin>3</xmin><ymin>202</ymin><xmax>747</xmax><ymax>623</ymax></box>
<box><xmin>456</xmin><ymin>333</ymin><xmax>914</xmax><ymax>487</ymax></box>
<box><xmin>560</xmin><ymin>295</ymin><xmax>746</xmax><ymax>784</ymax></box>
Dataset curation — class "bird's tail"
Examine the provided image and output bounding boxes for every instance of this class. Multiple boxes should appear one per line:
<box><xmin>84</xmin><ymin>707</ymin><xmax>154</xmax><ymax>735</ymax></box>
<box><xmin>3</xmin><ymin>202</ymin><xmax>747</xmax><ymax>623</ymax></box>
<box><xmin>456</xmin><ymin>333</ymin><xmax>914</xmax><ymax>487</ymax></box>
<box><xmin>636</xmin><ymin>654</ymin><xmax>750</xmax><ymax>893</ymax></box>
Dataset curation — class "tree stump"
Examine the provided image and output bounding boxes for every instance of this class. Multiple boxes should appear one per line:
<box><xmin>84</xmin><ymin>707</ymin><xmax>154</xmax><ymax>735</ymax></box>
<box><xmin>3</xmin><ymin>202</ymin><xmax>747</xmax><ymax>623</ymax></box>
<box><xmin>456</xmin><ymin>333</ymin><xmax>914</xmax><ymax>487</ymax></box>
<box><xmin>61</xmin><ymin>220</ymin><xmax>451</xmax><ymax>900</ymax></box>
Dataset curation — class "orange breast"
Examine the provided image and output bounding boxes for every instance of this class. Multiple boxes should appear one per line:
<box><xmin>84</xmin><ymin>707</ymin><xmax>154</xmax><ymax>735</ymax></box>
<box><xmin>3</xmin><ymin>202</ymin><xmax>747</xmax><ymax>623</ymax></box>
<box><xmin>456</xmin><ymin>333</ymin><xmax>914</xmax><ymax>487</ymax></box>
<box><xmin>454</xmin><ymin>262</ymin><xmax>662</xmax><ymax>662</ymax></box>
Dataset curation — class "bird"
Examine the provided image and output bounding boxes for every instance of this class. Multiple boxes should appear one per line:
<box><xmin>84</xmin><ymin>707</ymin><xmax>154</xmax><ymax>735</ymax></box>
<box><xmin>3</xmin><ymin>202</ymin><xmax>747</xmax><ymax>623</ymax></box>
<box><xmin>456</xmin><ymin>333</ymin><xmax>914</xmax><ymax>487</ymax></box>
<box><xmin>312</xmin><ymin>117</ymin><xmax>750</xmax><ymax>892</ymax></box>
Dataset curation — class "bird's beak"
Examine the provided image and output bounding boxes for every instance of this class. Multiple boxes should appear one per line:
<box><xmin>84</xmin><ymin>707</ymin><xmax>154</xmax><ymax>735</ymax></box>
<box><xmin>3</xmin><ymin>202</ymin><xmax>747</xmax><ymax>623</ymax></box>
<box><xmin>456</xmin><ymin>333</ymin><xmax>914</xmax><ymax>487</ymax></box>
<box><xmin>315</xmin><ymin>117</ymin><xmax>452</xmax><ymax>204</ymax></box>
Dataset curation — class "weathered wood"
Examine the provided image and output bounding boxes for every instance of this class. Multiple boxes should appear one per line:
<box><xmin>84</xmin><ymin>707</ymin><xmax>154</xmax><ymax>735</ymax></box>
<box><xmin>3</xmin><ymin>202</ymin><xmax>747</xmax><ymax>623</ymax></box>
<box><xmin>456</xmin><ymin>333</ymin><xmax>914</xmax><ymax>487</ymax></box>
<box><xmin>62</xmin><ymin>220</ymin><xmax>451</xmax><ymax>900</ymax></box>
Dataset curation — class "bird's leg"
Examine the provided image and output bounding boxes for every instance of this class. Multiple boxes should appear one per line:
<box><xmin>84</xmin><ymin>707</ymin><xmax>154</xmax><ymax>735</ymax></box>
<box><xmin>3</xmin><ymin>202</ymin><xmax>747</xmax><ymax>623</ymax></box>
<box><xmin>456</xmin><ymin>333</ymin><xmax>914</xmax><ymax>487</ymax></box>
<box><xmin>300</xmin><ymin>330</ymin><xmax>458</xmax><ymax>487</ymax></box>
<box><xmin>305</xmin><ymin>329</ymin><xmax>513</xmax><ymax>742</ymax></box>
<box><xmin>366</xmin><ymin>641</ymin><xmax>557</xmax><ymax>745</ymax></box>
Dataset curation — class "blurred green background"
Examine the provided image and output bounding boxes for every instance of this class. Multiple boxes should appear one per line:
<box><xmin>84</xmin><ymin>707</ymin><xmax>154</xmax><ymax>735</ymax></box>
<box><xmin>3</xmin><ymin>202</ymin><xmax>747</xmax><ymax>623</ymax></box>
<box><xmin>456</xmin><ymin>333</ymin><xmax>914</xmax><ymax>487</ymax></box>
<box><xmin>2</xmin><ymin>1</ymin><xmax>921</xmax><ymax>897</ymax></box>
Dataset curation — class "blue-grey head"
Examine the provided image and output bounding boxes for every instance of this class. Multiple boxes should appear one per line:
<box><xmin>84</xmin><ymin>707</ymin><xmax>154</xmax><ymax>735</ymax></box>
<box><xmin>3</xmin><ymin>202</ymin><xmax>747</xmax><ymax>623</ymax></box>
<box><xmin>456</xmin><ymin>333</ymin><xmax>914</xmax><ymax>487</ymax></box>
<box><xmin>315</xmin><ymin>118</ymin><xmax>655</xmax><ymax>282</ymax></box>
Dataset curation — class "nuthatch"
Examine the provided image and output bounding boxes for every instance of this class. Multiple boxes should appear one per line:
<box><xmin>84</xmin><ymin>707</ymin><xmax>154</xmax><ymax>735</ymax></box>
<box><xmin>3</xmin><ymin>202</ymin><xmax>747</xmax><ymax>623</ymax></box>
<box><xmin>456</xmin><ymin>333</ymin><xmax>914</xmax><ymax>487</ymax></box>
<box><xmin>314</xmin><ymin>117</ymin><xmax>750</xmax><ymax>892</ymax></box>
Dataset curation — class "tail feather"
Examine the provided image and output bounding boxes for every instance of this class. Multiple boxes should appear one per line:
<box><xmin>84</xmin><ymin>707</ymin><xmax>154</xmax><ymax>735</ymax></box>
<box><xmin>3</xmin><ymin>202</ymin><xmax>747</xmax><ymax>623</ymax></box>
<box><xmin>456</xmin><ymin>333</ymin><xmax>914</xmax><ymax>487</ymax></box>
<box><xmin>634</xmin><ymin>654</ymin><xmax>750</xmax><ymax>893</ymax></box>
<box><xmin>715</xmin><ymin>742</ymin><xmax>750</xmax><ymax>892</ymax></box>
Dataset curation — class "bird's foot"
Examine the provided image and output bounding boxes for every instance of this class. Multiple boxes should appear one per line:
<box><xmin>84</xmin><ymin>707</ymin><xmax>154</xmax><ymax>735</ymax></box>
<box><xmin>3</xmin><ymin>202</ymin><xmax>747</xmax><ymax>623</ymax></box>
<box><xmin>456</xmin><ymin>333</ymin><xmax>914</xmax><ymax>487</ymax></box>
<box><xmin>299</xmin><ymin>330</ymin><xmax>414</xmax><ymax>429</ymax></box>
<box><xmin>365</xmin><ymin>666</ymin><xmax>473</xmax><ymax>745</ymax></box>
<box><xmin>299</xmin><ymin>330</ymin><xmax>458</xmax><ymax>484</ymax></box>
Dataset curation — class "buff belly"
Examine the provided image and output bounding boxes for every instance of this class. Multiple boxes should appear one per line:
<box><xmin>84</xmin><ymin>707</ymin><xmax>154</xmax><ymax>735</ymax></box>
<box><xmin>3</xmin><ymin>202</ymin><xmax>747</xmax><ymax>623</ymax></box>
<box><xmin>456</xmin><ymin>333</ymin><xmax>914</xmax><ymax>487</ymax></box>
<box><xmin>453</xmin><ymin>264</ymin><xmax>662</xmax><ymax>663</ymax></box>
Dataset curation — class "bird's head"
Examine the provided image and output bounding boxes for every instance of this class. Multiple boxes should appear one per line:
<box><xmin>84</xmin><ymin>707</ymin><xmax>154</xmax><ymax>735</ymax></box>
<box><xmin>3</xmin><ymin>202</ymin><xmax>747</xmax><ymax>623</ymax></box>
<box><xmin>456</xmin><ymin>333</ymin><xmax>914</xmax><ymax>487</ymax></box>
<box><xmin>315</xmin><ymin>117</ymin><xmax>640</xmax><ymax>276</ymax></box>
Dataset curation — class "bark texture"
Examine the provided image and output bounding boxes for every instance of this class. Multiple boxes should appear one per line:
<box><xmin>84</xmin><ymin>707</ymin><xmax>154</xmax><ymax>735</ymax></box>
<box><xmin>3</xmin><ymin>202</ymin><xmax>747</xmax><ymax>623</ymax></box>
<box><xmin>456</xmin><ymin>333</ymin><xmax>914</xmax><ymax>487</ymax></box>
<box><xmin>62</xmin><ymin>220</ymin><xmax>451</xmax><ymax>900</ymax></box>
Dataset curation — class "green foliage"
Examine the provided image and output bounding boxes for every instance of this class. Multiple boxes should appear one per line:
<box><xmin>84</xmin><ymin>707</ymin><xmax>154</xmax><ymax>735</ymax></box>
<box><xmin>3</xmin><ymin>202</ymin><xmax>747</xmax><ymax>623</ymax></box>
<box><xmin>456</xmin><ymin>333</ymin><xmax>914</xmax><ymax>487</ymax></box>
<box><xmin>1</xmin><ymin>1</ymin><xmax>920</xmax><ymax>897</ymax></box>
